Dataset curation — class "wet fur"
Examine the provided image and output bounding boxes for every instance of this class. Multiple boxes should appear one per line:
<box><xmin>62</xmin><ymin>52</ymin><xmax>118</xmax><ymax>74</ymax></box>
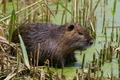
<box><xmin>12</xmin><ymin>23</ymin><xmax>93</xmax><ymax>68</ymax></box>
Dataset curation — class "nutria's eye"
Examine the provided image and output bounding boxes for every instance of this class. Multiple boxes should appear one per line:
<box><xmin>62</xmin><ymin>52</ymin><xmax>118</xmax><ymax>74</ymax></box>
<box><xmin>78</xmin><ymin>32</ymin><xmax>83</xmax><ymax>35</ymax></box>
<box><xmin>68</xmin><ymin>25</ymin><xmax>74</xmax><ymax>31</ymax></box>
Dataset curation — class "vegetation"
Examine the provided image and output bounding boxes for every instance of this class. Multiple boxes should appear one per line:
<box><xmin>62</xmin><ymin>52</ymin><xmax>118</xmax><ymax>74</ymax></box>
<box><xmin>0</xmin><ymin>0</ymin><xmax>120</xmax><ymax>80</ymax></box>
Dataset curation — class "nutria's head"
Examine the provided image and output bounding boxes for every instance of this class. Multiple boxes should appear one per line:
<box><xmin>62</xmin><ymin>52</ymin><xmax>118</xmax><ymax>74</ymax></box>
<box><xmin>60</xmin><ymin>23</ymin><xmax>93</xmax><ymax>52</ymax></box>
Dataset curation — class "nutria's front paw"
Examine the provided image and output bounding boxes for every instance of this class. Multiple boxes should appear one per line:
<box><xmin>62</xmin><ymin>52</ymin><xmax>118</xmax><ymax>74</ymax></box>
<box><xmin>52</xmin><ymin>57</ymin><xmax>65</xmax><ymax>68</ymax></box>
<box><xmin>55</xmin><ymin>63</ymin><xmax>64</xmax><ymax>68</ymax></box>
<box><xmin>66</xmin><ymin>53</ymin><xmax>77</xmax><ymax>64</ymax></box>
<box><xmin>71</xmin><ymin>57</ymin><xmax>77</xmax><ymax>62</ymax></box>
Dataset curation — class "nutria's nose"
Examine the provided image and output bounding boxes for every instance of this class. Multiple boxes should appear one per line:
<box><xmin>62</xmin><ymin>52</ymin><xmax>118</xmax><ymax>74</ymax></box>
<box><xmin>89</xmin><ymin>40</ymin><xmax>93</xmax><ymax>45</ymax></box>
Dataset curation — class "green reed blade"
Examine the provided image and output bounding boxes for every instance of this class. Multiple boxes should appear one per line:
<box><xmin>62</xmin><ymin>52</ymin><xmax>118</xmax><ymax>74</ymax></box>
<box><xmin>18</xmin><ymin>34</ymin><xmax>30</xmax><ymax>69</ymax></box>
<box><xmin>58</xmin><ymin>2</ymin><xmax>73</xmax><ymax>15</ymax></box>
<box><xmin>9</xmin><ymin>9</ymin><xmax>16</xmax><ymax>42</ymax></box>
<box><xmin>111</xmin><ymin>0</ymin><xmax>117</xmax><ymax>16</ymax></box>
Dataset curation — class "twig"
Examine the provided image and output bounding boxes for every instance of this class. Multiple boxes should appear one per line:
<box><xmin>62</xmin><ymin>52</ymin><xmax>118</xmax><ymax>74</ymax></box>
<box><xmin>105</xmin><ymin>26</ymin><xmax>120</xmax><ymax>28</ymax></box>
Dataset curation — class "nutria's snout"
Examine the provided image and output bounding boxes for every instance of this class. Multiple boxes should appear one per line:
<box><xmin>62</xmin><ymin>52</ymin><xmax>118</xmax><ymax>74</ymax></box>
<box><xmin>89</xmin><ymin>40</ymin><xmax>93</xmax><ymax>45</ymax></box>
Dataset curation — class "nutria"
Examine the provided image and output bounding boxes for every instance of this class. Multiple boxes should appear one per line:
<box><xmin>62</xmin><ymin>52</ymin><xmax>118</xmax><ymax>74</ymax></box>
<box><xmin>12</xmin><ymin>22</ymin><xmax>93</xmax><ymax>68</ymax></box>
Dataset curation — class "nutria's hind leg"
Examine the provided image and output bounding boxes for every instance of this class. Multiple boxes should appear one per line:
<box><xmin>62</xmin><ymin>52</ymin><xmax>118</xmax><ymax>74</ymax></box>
<box><xmin>66</xmin><ymin>53</ymin><xmax>77</xmax><ymax>64</ymax></box>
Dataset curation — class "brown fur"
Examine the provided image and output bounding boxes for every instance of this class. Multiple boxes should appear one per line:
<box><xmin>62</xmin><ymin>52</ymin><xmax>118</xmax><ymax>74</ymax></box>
<box><xmin>12</xmin><ymin>22</ymin><xmax>93</xmax><ymax>68</ymax></box>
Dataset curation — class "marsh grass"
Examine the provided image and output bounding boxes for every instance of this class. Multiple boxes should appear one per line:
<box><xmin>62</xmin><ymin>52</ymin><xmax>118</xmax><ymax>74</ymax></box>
<box><xmin>0</xmin><ymin>0</ymin><xmax>120</xmax><ymax>80</ymax></box>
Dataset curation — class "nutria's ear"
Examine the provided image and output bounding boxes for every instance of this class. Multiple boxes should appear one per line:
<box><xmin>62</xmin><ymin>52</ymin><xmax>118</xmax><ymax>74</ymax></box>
<box><xmin>68</xmin><ymin>25</ymin><xmax>74</xmax><ymax>31</ymax></box>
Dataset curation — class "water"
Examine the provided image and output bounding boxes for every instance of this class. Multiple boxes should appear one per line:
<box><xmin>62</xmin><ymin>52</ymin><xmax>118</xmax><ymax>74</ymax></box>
<box><xmin>95</xmin><ymin>0</ymin><xmax>120</xmax><ymax>78</ymax></box>
<box><xmin>52</xmin><ymin>0</ymin><xmax>120</xmax><ymax>79</ymax></box>
<box><xmin>1</xmin><ymin>0</ymin><xmax>120</xmax><ymax>79</ymax></box>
